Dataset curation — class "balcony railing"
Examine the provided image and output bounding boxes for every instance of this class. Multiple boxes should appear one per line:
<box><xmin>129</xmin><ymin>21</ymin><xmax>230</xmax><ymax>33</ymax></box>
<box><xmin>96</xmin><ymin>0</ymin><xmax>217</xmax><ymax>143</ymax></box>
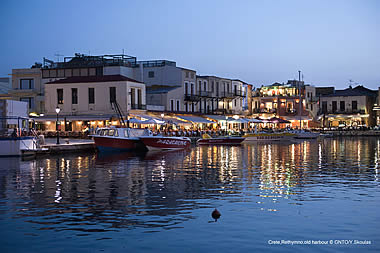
<box><xmin>199</xmin><ymin>91</ymin><xmax>213</xmax><ymax>97</ymax></box>
<box><xmin>184</xmin><ymin>94</ymin><xmax>201</xmax><ymax>102</ymax></box>
<box><xmin>131</xmin><ymin>104</ymin><xmax>146</xmax><ymax>110</ymax></box>
<box><xmin>221</xmin><ymin>92</ymin><xmax>235</xmax><ymax>98</ymax></box>
<box><xmin>322</xmin><ymin>109</ymin><xmax>366</xmax><ymax>114</ymax></box>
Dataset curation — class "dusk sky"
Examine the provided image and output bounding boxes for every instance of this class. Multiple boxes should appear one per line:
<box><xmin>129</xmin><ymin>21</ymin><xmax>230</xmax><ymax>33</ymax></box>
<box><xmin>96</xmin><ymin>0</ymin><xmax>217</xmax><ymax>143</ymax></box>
<box><xmin>1</xmin><ymin>0</ymin><xmax>379</xmax><ymax>89</ymax></box>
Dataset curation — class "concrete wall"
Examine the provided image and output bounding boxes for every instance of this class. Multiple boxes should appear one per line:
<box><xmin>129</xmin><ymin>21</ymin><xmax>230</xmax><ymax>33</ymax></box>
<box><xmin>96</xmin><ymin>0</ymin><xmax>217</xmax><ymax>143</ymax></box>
<box><xmin>103</xmin><ymin>66</ymin><xmax>136</xmax><ymax>79</ymax></box>
<box><xmin>45</xmin><ymin>80</ymin><xmax>145</xmax><ymax>116</ymax></box>
<box><xmin>135</xmin><ymin>65</ymin><xmax>183</xmax><ymax>87</ymax></box>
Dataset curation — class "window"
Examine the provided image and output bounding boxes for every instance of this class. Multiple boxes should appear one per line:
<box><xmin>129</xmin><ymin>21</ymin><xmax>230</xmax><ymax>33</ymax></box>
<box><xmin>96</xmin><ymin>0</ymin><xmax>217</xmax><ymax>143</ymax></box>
<box><xmin>57</xmin><ymin>89</ymin><xmax>63</xmax><ymax>104</ymax></box>
<box><xmin>185</xmin><ymin>82</ymin><xmax>188</xmax><ymax>95</ymax></box>
<box><xmin>332</xmin><ymin>101</ymin><xmax>337</xmax><ymax>113</ymax></box>
<box><xmin>322</xmin><ymin>101</ymin><xmax>327</xmax><ymax>113</ymax></box>
<box><xmin>186</xmin><ymin>72</ymin><xmax>189</xmax><ymax>78</ymax></box>
<box><xmin>352</xmin><ymin>101</ymin><xmax>357</xmax><ymax>111</ymax></box>
<box><xmin>340</xmin><ymin>101</ymin><xmax>345</xmax><ymax>111</ymax></box>
<box><xmin>185</xmin><ymin>103</ymin><xmax>188</xmax><ymax>112</ymax></box>
<box><xmin>191</xmin><ymin>103</ymin><xmax>194</xmax><ymax>112</ymax></box>
<box><xmin>198</xmin><ymin>81</ymin><xmax>201</xmax><ymax>92</ymax></box>
<box><xmin>191</xmin><ymin>83</ymin><xmax>194</xmax><ymax>95</ymax></box>
<box><xmin>191</xmin><ymin>72</ymin><xmax>194</xmax><ymax>79</ymax></box>
<box><xmin>110</xmin><ymin>87</ymin><xmax>116</xmax><ymax>103</ymax></box>
<box><xmin>148</xmin><ymin>71</ymin><xmax>154</xmax><ymax>78</ymax></box>
<box><xmin>211</xmin><ymin>81</ymin><xmax>214</xmax><ymax>92</ymax></box>
<box><xmin>71</xmin><ymin>88</ymin><xmax>78</xmax><ymax>104</ymax></box>
<box><xmin>20</xmin><ymin>97</ymin><xmax>34</xmax><ymax>109</ymax></box>
<box><xmin>137</xmin><ymin>89</ymin><xmax>142</xmax><ymax>106</ymax></box>
<box><xmin>176</xmin><ymin>100</ymin><xmax>180</xmax><ymax>111</ymax></box>
<box><xmin>204</xmin><ymin>82</ymin><xmax>207</xmax><ymax>91</ymax></box>
<box><xmin>89</xmin><ymin>88</ymin><xmax>95</xmax><ymax>104</ymax></box>
<box><xmin>234</xmin><ymin>99</ymin><xmax>237</xmax><ymax>107</ymax></box>
<box><xmin>20</xmin><ymin>79</ymin><xmax>34</xmax><ymax>89</ymax></box>
<box><xmin>170</xmin><ymin>100</ymin><xmax>174</xmax><ymax>111</ymax></box>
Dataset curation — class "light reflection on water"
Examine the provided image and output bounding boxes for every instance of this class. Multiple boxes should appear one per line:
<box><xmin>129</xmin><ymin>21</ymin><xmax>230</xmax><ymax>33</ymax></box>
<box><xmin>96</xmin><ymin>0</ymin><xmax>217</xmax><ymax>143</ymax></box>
<box><xmin>0</xmin><ymin>138</ymin><xmax>379</xmax><ymax>252</ymax></box>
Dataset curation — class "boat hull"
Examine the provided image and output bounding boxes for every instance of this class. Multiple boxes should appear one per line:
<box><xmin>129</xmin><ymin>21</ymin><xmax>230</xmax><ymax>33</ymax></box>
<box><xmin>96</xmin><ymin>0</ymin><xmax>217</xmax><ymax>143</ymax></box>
<box><xmin>139</xmin><ymin>136</ymin><xmax>191</xmax><ymax>150</ymax></box>
<box><xmin>93</xmin><ymin>136</ymin><xmax>146</xmax><ymax>152</ymax></box>
<box><xmin>197</xmin><ymin>137</ymin><xmax>245</xmax><ymax>145</ymax></box>
<box><xmin>0</xmin><ymin>137</ymin><xmax>37</xmax><ymax>157</ymax></box>
<box><xmin>243</xmin><ymin>133</ymin><xmax>295</xmax><ymax>142</ymax></box>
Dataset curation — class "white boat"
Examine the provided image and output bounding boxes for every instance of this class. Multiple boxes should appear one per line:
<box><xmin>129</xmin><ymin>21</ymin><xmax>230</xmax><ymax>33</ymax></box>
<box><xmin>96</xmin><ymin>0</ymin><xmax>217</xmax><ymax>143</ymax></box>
<box><xmin>289</xmin><ymin>130</ymin><xmax>320</xmax><ymax>139</ymax></box>
<box><xmin>0</xmin><ymin>136</ymin><xmax>38</xmax><ymax>157</ymax></box>
<box><xmin>243</xmin><ymin>132</ymin><xmax>296</xmax><ymax>142</ymax></box>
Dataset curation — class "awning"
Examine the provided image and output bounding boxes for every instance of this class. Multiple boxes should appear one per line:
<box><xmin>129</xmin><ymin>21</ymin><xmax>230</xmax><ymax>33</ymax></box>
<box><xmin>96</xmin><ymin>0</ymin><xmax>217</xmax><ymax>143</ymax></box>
<box><xmin>283</xmin><ymin>116</ymin><xmax>313</xmax><ymax>121</ymax></box>
<box><xmin>205</xmin><ymin>115</ymin><xmax>229</xmax><ymax>121</ymax></box>
<box><xmin>268</xmin><ymin>117</ymin><xmax>291</xmax><ymax>124</ymax></box>
<box><xmin>176</xmin><ymin>115</ymin><xmax>215</xmax><ymax>124</ymax></box>
<box><xmin>34</xmin><ymin>114</ymin><xmax>114</xmax><ymax>122</ymax></box>
<box><xmin>245</xmin><ymin>118</ymin><xmax>263</xmax><ymax>123</ymax></box>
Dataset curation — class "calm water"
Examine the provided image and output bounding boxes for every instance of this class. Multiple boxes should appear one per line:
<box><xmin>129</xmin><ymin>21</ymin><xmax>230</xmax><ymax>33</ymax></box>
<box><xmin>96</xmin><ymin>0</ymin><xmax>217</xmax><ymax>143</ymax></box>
<box><xmin>0</xmin><ymin>138</ymin><xmax>379</xmax><ymax>252</ymax></box>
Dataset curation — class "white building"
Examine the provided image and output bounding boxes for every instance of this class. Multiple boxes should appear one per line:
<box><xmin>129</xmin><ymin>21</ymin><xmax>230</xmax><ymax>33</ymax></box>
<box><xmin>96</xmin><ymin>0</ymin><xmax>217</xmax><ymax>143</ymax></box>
<box><xmin>43</xmin><ymin>75</ymin><xmax>145</xmax><ymax>131</ymax></box>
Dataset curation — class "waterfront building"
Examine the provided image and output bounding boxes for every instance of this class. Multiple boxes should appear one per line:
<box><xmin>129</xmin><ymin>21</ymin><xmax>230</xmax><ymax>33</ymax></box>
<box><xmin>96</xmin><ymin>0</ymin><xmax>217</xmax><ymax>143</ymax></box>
<box><xmin>42</xmin><ymin>75</ymin><xmax>145</xmax><ymax>131</ymax></box>
<box><xmin>374</xmin><ymin>88</ymin><xmax>380</xmax><ymax>126</ymax></box>
<box><xmin>8</xmin><ymin>54</ymin><xmax>139</xmax><ymax>116</ymax></box>
<box><xmin>318</xmin><ymin>85</ymin><xmax>378</xmax><ymax>128</ymax></box>
<box><xmin>252</xmin><ymin>80</ymin><xmax>318</xmax><ymax>128</ymax></box>
<box><xmin>194</xmin><ymin>76</ymin><xmax>247</xmax><ymax>115</ymax></box>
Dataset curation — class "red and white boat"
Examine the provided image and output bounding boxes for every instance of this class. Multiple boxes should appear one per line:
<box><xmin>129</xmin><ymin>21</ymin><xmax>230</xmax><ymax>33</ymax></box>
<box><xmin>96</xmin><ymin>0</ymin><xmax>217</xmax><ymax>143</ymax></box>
<box><xmin>197</xmin><ymin>135</ymin><xmax>245</xmax><ymax>145</ymax></box>
<box><xmin>91</xmin><ymin>127</ymin><xmax>150</xmax><ymax>152</ymax></box>
<box><xmin>139</xmin><ymin>136</ymin><xmax>191</xmax><ymax>151</ymax></box>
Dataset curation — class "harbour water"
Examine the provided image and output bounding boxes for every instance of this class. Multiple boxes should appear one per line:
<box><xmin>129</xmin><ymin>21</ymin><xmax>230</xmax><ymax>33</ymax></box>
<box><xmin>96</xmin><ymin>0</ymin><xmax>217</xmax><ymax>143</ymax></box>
<box><xmin>0</xmin><ymin>137</ymin><xmax>379</xmax><ymax>252</ymax></box>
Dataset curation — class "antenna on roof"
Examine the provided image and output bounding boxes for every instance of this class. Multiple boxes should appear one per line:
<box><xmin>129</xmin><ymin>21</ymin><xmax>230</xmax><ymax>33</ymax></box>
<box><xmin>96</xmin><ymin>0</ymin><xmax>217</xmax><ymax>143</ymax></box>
<box><xmin>54</xmin><ymin>53</ymin><xmax>64</xmax><ymax>62</ymax></box>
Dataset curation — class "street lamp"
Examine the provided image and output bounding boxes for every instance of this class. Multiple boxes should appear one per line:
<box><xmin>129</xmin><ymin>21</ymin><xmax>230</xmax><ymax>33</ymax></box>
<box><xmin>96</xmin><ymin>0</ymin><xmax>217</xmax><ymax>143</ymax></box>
<box><xmin>55</xmin><ymin>106</ymin><xmax>61</xmax><ymax>144</ymax></box>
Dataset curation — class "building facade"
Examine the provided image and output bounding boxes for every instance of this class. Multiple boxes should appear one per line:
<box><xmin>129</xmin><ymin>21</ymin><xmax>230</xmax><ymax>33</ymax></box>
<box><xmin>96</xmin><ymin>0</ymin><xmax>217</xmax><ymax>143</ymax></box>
<box><xmin>43</xmin><ymin>75</ymin><xmax>145</xmax><ymax>131</ymax></box>
<box><xmin>252</xmin><ymin>80</ymin><xmax>318</xmax><ymax>128</ymax></box>
<box><xmin>318</xmin><ymin>85</ymin><xmax>377</xmax><ymax>128</ymax></box>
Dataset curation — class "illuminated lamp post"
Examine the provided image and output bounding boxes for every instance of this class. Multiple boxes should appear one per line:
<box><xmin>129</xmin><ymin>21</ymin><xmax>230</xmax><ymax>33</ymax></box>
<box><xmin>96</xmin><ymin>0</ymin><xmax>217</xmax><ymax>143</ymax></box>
<box><xmin>55</xmin><ymin>106</ymin><xmax>61</xmax><ymax>144</ymax></box>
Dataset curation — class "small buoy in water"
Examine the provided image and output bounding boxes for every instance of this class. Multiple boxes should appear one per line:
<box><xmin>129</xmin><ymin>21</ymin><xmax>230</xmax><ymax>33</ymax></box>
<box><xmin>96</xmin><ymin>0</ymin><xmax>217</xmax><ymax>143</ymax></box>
<box><xmin>212</xmin><ymin>208</ymin><xmax>221</xmax><ymax>221</ymax></box>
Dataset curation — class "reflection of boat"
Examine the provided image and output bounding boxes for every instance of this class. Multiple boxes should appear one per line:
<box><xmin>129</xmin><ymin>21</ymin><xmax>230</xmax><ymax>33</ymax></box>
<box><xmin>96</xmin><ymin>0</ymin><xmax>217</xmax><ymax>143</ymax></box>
<box><xmin>242</xmin><ymin>132</ymin><xmax>295</xmax><ymax>142</ymax></box>
<box><xmin>289</xmin><ymin>130</ymin><xmax>320</xmax><ymax>139</ymax></box>
<box><xmin>91</xmin><ymin>127</ymin><xmax>149</xmax><ymax>152</ymax></box>
<box><xmin>0</xmin><ymin>136</ymin><xmax>38</xmax><ymax>157</ymax></box>
<box><xmin>139</xmin><ymin>136</ymin><xmax>191</xmax><ymax>151</ymax></box>
<box><xmin>143</xmin><ymin>149</ymin><xmax>189</xmax><ymax>160</ymax></box>
<box><xmin>197</xmin><ymin>134</ymin><xmax>245</xmax><ymax>145</ymax></box>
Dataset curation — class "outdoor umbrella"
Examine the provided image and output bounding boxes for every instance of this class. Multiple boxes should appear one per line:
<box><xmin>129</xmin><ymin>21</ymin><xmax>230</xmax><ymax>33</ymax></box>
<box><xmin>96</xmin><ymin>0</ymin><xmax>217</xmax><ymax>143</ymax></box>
<box><xmin>269</xmin><ymin>117</ymin><xmax>290</xmax><ymax>124</ymax></box>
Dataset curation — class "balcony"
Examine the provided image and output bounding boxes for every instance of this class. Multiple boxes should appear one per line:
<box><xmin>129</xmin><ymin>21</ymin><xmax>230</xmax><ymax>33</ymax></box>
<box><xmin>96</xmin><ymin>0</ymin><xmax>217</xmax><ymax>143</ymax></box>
<box><xmin>326</xmin><ymin>109</ymin><xmax>366</xmax><ymax>115</ymax></box>
<box><xmin>130</xmin><ymin>104</ymin><xmax>146</xmax><ymax>110</ymax></box>
<box><xmin>234</xmin><ymin>90</ymin><xmax>246</xmax><ymax>97</ymax></box>
<box><xmin>184</xmin><ymin>94</ymin><xmax>201</xmax><ymax>102</ymax></box>
<box><xmin>221</xmin><ymin>92</ymin><xmax>235</xmax><ymax>98</ymax></box>
<box><xmin>199</xmin><ymin>91</ymin><xmax>212</xmax><ymax>97</ymax></box>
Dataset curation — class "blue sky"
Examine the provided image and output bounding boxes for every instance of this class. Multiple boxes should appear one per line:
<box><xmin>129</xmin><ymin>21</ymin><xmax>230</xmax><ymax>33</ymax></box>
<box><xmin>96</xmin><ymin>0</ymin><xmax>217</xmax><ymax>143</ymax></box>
<box><xmin>1</xmin><ymin>0</ymin><xmax>379</xmax><ymax>89</ymax></box>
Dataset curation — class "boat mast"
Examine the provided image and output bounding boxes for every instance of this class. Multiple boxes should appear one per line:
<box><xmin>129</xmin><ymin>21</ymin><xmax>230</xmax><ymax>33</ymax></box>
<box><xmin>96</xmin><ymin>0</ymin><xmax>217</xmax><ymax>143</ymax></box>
<box><xmin>298</xmin><ymin>70</ymin><xmax>302</xmax><ymax>129</ymax></box>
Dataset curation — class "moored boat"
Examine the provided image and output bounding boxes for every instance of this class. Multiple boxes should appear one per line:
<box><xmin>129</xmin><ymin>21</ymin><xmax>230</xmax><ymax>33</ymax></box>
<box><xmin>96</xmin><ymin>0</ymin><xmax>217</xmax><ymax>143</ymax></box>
<box><xmin>288</xmin><ymin>130</ymin><xmax>320</xmax><ymax>139</ymax></box>
<box><xmin>197</xmin><ymin>134</ymin><xmax>245</xmax><ymax>145</ymax></box>
<box><xmin>0</xmin><ymin>136</ymin><xmax>38</xmax><ymax>157</ymax></box>
<box><xmin>242</xmin><ymin>132</ymin><xmax>296</xmax><ymax>142</ymax></box>
<box><xmin>139</xmin><ymin>136</ymin><xmax>191</xmax><ymax>151</ymax></box>
<box><xmin>91</xmin><ymin>127</ymin><xmax>150</xmax><ymax>152</ymax></box>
